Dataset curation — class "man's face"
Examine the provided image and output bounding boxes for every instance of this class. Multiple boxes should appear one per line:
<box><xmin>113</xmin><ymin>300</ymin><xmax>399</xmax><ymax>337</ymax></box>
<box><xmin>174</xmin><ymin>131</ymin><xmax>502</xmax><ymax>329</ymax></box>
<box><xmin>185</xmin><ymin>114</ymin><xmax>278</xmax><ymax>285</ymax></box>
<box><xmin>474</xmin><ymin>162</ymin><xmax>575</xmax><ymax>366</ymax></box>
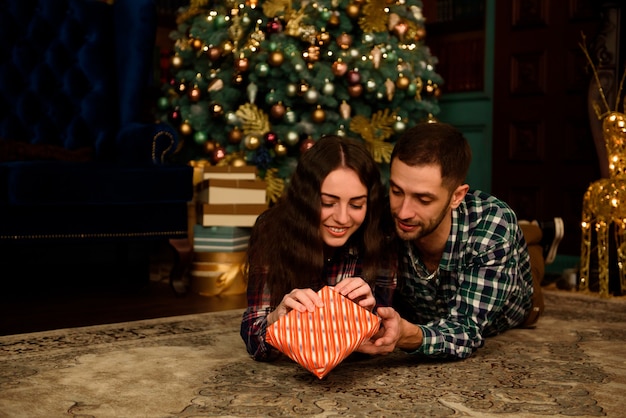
<box><xmin>388</xmin><ymin>160</ymin><xmax>452</xmax><ymax>241</ymax></box>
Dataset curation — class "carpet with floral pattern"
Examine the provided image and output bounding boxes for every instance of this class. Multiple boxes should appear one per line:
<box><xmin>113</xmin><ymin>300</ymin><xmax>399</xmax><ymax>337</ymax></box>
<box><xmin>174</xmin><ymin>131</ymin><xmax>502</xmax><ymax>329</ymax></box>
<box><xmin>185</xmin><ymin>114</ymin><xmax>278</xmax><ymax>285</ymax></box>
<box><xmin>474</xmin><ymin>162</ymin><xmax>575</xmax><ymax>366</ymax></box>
<box><xmin>1</xmin><ymin>289</ymin><xmax>625</xmax><ymax>417</ymax></box>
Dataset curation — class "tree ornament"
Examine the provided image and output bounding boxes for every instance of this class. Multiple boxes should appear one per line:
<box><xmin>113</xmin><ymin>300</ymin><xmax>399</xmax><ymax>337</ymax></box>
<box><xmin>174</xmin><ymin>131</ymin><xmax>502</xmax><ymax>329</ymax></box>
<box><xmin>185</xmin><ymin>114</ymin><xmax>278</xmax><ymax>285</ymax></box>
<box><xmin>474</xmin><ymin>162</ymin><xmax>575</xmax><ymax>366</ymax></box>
<box><xmin>339</xmin><ymin>101</ymin><xmax>351</xmax><ymax>119</ymax></box>
<box><xmin>303</xmin><ymin>45</ymin><xmax>320</xmax><ymax>64</ymax></box>
<box><xmin>232</xmin><ymin>73</ymin><xmax>244</xmax><ymax>85</ymax></box>
<box><xmin>157</xmin><ymin>97</ymin><xmax>169</xmax><ymax>110</ymax></box>
<box><xmin>203</xmin><ymin>140</ymin><xmax>216</xmax><ymax>154</ymax></box>
<box><xmin>393</xmin><ymin>20</ymin><xmax>408</xmax><ymax>41</ymax></box>
<box><xmin>274</xmin><ymin>142</ymin><xmax>288</xmax><ymax>157</ymax></box>
<box><xmin>346</xmin><ymin>70</ymin><xmax>361</xmax><ymax>85</ymax></box>
<box><xmin>247</xmin><ymin>82</ymin><xmax>258</xmax><ymax>102</ymax></box>
<box><xmin>393</xmin><ymin>119</ymin><xmax>407</xmax><ymax>133</ymax></box>
<box><xmin>188</xmin><ymin>85</ymin><xmax>201</xmax><ymax>102</ymax></box>
<box><xmin>284</xmin><ymin>109</ymin><xmax>297</xmax><ymax>124</ymax></box>
<box><xmin>286</xmin><ymin>83</ymin><xmax>298</xmax><ymax>97</ymax></box>
<box><xmin>322</xmin><ymin>80</ymin><xmax>335</xmax><ymax>95</ymax></box>
<box><xmin>366</xmin><ymin>79</ymin><xmax>377</xmax><ymax>92</ymax></box>
<box><xmin>207</xmin><ymin>46</ymin><xmax>223</xmax><ymax>62</ymax></box>
<box><xmin>230</xmin><ymin>156</ymin><xmax>247</xmax><ymax>167</ymax></box>
<box><xmin>244</xmin><ymin>134</ymin><xmax>261</xmax><ymax>150</ymax></box>
<box><xmin>396</xmin><ymin>74</ymin><xmax>410</xmax><ymax>90</ymax></box>
<box><xmin>169</xmin><ymin>107</ymin><xmax>181</xmax><ymax>125</ymax></box>
<box><xmin>385</xmin><ymin>78</ymin><xmax>395</xmax><ymax>100</ymax></box>
<box><xmin>346</xmin><ymin>3</ymin><xmax>360</xmax><ymax>19</ymax></box>
<box><xmin>336</xmin><ymin>33</ymin><xmax>353</xmax><ymax>50</ymax></box>
<box><xmin>304</xmin><ymin>88</ymin><xmax>319</xmax><ymax>104</ymax></box>
<box><xmin>207</xmin><ymin>78</ymin><xmax>224</xmax><ymax>92</ymax></box>
<box><xmin>171</xmin><ymin>54</ymin><xmax>182</xmax><ymax>69</ymax></box>
<box><xmin>211</xmin><ymin>145</ymin><xmax>226</xmax><ymax>164</ymax></box>
<box><xmin>371</xmin><ymin>46</ymin><xmax>382</xmax><ymax>69</ymax></box>
<box><xmin>312</xmin><ymin>106</ymin><xmax>326</xmax><ymax>123</ymax></box>
<box><xmin>316</xmin><ymin>31</ymin><xmax>331</xmax><ymax>46</ymax></box>
<box><xmin>328</xmin><ymin>12</ymin><xmax>340</xmax><ymax>27</ymax></box>
<box><xmin>193</xmin><ymin>131</ymin><xmax>208</xmax><ymax>144</ymax></box>
<box><xmin>235</xmin><ymin>56</ymin><xmax>250</xmax><ymax>72</ymax></box>
<box><xmin>180</xmin><ymin>121</ymin><xmax>192</xmax><ymax>136</ymax></box>
<box><xmin>270</xmin><ymin>102</ymin><xmax>286</xmax><ymax>120</ymax></box>
<box><xmin>332</xmin><ymin>60</ymin><xmax>348</xmax><ymax>76</ymax></box>
<box><xmin>264</xmin><ymin>131</ymin><xmax>279</xmax><ymax>147</ymax></box>
<box><xmin>228</xmin><ymin>127</ymin><xmax>244</xmax><ymax>144</ymax></box>
<box><xmin>255</xmin><ymin>62</ymin><xmax>270</xmax><ymax>77</ymax></box>
<box><xmin>300</xmin><ymin>137</ymin><xmax>316</xmax><ymax>153</ymax></box>
<box><xmin>348</xmin><ymin>84</ymin><xmax>363</xmax><ymax>98</ymax></box>
<box><xmin>268</xmin><ymin>50</ymin><xmax>284</xmax><ymax>66</ymax></box>
<box><xmin>210</xmin><ymin>102</ymin><xmax>224</xmax><ymax>118</ymax></box>
<box><xmin>266</xmin><ymin>18</ymin><xmax>282</xmax><ymax>34</ymax></box>
<box><xmin>284</xmin><ymin>130</ymin><xmax>300</xmax><ymax>146</ymax></box>
<box><xmin>191</xmin><ymin>38</ymin><xmax>203</xmax><ymax>50</ymax></box>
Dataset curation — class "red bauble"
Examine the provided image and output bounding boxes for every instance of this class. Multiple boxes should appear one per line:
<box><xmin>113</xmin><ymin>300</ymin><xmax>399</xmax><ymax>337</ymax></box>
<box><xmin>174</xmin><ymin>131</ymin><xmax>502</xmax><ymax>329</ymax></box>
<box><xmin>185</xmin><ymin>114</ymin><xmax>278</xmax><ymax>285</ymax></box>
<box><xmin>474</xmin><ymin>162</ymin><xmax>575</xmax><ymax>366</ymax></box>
<box><xmin>211</xmin><ymin>145</ymin><xmax>226</xmax><ymax>164</ymax></box>
<box><xmin>300</xmin><ymin>138</ymin><xmax>316</xmax><ymax>153</ymax></box>
<box><xmin>346</xmin><ymin>70</ymin><xmax>361</xmax><ymax>85</ymax></box>
<box><xmin>348</xmin><ymin>84</ymin><xmax>363</xmax><ymax>97</ymax></box>
<box><xmin>266</xmin><ymin>19</ymin><xmax>282</xmax><ymax>34</ymax></box>
<box><xmin>264</xmin><ymin>131</ymin><xmax>279</xmax><ymax>147</ymax></box>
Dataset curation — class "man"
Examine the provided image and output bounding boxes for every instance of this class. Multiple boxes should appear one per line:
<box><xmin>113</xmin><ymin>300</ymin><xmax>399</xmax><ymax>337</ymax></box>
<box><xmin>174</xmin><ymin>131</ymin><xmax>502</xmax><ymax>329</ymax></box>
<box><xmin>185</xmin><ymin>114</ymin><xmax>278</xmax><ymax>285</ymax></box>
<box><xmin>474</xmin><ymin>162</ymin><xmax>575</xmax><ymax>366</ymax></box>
<box><xmin>361</xmin><ymin>121</ymin><xmax>542</xmax><ymax>359</ymax></box>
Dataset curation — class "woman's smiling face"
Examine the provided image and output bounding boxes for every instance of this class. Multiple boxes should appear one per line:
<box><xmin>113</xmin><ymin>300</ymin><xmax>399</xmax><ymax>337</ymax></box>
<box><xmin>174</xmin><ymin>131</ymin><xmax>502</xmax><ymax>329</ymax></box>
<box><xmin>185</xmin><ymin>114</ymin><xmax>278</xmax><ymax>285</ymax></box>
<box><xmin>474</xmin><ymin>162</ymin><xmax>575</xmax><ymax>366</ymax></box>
<box><xmin>319</xmin><ymin>167</ymin><xmax>368</xmax><ymax>247</ymax></box>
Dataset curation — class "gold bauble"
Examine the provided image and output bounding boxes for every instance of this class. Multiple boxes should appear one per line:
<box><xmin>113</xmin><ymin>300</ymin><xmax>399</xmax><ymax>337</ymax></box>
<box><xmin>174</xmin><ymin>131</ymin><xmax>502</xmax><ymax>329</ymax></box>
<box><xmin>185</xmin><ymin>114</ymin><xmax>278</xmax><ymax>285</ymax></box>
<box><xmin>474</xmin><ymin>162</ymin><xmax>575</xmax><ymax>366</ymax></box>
<box><xmin>268</xmin><ymin>50</ymin><xmax>284</xmax><ymax>67</ymax></box>
<box><xmin>230</xmin><ymin>156</ymin><xmax>247</xmax><ymax>167</ymax></box>
<box><xmin>346</xmin><ymin>3</ymin><xmax>360</xmax><ymax>18</ymax></box>
<box><xmin>180</xmin><ymin>121</ymin><xmax>192</xmax><ymax>136</ymax></box>
<box><xmin>396</xmin><ymin>75</ymin><xmax>410</xmax><ymax>90</ymax></box>
<box><xmin>274</xmin><ymin>142</ymin><xmax>288</xmax><ymax>157</ymax></box>
<box><xmin>244</xmin><ymin>134</ymin><xmax>261</xmax><ymax>150</ymax></box>
<box><xmin>312</xmin><ymin>106</ymin><xmax>326</xmax><ymax>123</ymax></box>
<box><xmin>222</xmin><ymin>41</ymin><xmax>234</xmax><ymax>55</ymax></box>
<box><xmin>192</xmin><ymin>38</ymin><xmax>203</xmax><ymax>50</ymax></box>
<box><xmin>203</xmin><ymin>140</ymin><xmax>216</xmax><ymax>154</ymax></box>
<box><xmin>328</xmin><ymin>13</ymin><xmax>340</xmax><ymax>27</ymax></box>
<box><xmin>228</xmin><ymin>127</ymin><xmax>244</xmax><ymax>144</ymax></box>
<box><xmin>316</xmin><ymin>31</ymin><xmax>331</xmax><ymax>46</ymax></box>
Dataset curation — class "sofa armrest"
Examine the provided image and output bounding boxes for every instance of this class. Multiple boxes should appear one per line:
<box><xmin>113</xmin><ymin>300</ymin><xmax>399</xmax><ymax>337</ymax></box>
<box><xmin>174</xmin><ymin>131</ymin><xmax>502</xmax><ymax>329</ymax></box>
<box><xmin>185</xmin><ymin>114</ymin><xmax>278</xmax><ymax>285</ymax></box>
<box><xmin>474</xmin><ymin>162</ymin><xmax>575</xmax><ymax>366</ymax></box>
<box><xmin>116</xmin><ymin>122</ymin><xmax>180</xmax><ymax>165</ymax></box>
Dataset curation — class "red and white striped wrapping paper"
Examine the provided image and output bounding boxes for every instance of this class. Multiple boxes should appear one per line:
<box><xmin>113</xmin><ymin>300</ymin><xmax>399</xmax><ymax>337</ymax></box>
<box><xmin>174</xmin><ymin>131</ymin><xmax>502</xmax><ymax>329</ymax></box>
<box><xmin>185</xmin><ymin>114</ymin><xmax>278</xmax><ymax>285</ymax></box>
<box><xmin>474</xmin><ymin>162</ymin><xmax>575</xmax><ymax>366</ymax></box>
<box><xmin>266</xmin><ymin>285</ymin><xmax>381</xmax><ymax>379</ymax></box>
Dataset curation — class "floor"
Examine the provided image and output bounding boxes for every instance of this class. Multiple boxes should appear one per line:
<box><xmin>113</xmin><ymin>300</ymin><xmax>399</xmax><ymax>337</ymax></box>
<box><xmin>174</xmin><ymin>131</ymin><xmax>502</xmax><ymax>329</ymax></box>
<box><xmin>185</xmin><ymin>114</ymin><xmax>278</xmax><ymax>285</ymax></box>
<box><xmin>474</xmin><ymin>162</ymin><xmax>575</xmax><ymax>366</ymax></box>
<box><xmin>0</xmin><ymin>242</ymin><xmax>248</xmax><ymax>336</ymax></box>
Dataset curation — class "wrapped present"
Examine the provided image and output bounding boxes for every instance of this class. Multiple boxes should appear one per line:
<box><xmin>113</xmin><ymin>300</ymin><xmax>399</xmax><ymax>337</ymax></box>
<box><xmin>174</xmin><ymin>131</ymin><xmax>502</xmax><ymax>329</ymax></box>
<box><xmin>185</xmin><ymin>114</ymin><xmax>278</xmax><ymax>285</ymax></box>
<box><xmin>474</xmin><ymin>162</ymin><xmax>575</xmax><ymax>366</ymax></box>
<box><xmin>266</xmin><ymin>286</ymin><xmax>381</xmax><ymax>379</ymax></box>
<box><xmin>196</xmin><ymin>178</ymin><xmax>267</xmax><ymax>205</ymax></box>
<box><xmin>190</xmin><ymin>251</ymin><xmax>247</xmax><ymax>296</ymax></box>
<box><xmin>193</xmin><ymin>225</ymin><xmax>251</xmax><ymax>252</ymax></box>
<box><xmin>197</xmin><ymin>202</ymin><xmax>267</xmax><ymax>227</ymax></box>
<box><xmin>203</xmin><ymin>165</ymin><xmax>257</xmax><ymax>180</ymax></box>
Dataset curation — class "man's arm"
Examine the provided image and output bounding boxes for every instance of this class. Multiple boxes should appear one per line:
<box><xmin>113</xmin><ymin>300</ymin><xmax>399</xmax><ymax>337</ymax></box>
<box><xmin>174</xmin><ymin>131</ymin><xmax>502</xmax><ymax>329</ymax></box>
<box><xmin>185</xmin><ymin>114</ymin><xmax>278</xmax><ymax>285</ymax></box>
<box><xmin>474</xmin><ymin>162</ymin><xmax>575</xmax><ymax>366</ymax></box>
<box><xmin>357</xmin><ymin>307</ymin><xmax>423</xmax><ymax>354</ymax></box>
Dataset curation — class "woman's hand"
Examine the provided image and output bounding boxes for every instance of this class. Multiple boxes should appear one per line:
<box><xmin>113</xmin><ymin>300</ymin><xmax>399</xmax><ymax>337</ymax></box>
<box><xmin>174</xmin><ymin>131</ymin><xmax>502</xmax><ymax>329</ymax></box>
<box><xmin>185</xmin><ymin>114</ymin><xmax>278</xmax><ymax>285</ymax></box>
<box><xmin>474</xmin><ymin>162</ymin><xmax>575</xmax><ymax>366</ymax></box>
<box><xmin>267</xmin><ymin>288</ymin><xmax>323</xmax><ymax>325</ymax></box>
<box><xmin>333</xmin><ymin>277</ymin><xmax>376</xmax><ymax>311</ymax></box>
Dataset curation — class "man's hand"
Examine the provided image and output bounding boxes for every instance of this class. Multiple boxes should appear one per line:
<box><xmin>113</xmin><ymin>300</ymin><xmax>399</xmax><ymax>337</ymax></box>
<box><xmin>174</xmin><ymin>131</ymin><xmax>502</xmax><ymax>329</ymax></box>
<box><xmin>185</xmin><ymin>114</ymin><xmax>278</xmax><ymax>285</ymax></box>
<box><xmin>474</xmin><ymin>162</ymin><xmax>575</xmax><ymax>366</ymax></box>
<box><xmin>357</xmin><ymin>307</ymin><xmax>423</xmax><ymax>355</ymax></box>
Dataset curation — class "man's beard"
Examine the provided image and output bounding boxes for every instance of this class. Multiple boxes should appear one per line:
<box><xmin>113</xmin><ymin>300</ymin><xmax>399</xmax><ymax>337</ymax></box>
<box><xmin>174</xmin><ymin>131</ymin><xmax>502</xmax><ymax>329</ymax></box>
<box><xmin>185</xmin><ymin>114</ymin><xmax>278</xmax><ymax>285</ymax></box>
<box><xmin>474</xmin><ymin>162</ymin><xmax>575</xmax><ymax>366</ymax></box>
<box><xmin>393</xmin><ymin>195</ymin><xmax>451</xmax><ymax>242</ymax></box>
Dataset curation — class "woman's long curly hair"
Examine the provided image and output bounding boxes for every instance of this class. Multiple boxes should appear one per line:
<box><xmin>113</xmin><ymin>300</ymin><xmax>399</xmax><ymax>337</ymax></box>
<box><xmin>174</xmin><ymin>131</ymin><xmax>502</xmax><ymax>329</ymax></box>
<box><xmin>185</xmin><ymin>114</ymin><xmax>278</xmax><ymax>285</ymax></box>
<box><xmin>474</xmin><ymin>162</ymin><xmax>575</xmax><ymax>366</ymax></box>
<box><xmin>247</xmin><ymin>135</ymin><xmax>389</xmax><ymax>307</ymax></box>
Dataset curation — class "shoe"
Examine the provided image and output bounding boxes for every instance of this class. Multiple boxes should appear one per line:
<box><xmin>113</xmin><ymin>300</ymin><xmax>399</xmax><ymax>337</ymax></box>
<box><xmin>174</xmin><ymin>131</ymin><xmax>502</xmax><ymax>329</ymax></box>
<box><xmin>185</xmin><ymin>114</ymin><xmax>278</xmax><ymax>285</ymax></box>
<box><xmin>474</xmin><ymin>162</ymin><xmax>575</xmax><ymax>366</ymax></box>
<box><xmin>539</xmin><ymin>217</ymin><xmax>564</xmax><ymax>264</ymax></box>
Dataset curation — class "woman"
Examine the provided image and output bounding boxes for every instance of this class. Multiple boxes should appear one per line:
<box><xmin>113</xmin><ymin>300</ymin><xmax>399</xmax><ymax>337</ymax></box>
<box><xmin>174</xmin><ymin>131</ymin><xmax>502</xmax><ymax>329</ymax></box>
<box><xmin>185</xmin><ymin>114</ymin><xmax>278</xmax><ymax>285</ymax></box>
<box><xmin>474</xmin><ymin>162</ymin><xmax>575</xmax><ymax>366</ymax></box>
<box><xmin>240</xmin><ymin>135</ymin><xmax>396</xmax><ymax>361</ymax></box>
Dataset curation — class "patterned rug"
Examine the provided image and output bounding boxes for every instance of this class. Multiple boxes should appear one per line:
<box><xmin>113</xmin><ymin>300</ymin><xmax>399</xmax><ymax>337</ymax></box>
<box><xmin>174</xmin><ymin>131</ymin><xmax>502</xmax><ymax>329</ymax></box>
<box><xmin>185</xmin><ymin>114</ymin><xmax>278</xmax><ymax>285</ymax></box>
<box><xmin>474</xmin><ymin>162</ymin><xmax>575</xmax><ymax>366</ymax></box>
<box><xmin>1</xmin><ymin>289</ymin><xmax>625</xmax><ymax>417</ymax></box>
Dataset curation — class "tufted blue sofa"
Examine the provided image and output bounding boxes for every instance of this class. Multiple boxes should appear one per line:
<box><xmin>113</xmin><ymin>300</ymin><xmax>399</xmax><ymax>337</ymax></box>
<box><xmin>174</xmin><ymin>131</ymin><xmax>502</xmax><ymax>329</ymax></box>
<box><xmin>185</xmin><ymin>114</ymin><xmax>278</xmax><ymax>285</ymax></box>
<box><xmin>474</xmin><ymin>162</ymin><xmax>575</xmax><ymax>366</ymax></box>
<box><xmin>0</xmin><ymin>0</ymin><xmax>193</xmax><ymax>289</ymax></box>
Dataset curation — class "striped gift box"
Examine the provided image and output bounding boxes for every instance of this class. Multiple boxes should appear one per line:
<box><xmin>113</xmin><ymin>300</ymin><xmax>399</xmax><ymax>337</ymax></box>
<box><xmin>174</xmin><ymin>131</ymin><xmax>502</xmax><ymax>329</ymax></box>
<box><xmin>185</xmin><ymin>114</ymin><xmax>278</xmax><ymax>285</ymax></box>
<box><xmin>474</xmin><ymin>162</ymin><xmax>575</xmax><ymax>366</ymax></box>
<box><xmin>266</xmin><ymin>286</ymin><xmax>381</xmax><ymax>379</ymax></box>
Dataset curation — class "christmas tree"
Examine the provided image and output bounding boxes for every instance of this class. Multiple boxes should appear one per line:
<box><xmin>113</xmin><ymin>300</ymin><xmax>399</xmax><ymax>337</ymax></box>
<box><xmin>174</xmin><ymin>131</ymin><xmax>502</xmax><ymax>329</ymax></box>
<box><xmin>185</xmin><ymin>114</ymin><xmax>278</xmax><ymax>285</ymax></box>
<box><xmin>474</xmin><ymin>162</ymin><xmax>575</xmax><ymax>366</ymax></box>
<box><xmin>157</xmin><ymin>0</ymin><xmax>443</xmax><ymax>200</ymax></box>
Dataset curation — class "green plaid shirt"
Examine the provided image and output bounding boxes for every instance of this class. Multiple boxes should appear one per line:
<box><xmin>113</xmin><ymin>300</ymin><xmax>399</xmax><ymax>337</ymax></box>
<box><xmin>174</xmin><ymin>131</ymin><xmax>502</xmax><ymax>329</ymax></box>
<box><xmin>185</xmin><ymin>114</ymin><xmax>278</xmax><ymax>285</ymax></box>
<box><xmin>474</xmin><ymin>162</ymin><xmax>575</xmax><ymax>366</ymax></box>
<box><xmin>392</xmin><ymin>189</ymin><xmax>533</xmax><ymax>359</ymax></box>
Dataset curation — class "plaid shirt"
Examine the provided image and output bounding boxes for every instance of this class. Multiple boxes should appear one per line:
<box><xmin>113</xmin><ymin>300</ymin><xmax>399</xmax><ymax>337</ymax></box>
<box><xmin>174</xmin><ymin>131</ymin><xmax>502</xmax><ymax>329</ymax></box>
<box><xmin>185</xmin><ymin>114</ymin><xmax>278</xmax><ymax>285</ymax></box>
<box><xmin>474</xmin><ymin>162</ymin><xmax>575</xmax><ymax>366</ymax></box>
<box><xmin>241</xmin><ymin>244</ymin><xmax>396</xmax><ymax>361</ymax></box>
<box><xmin>391</xmin><ymin>189</ymin><xmax>533</xmax><ymax>359</ymax></box>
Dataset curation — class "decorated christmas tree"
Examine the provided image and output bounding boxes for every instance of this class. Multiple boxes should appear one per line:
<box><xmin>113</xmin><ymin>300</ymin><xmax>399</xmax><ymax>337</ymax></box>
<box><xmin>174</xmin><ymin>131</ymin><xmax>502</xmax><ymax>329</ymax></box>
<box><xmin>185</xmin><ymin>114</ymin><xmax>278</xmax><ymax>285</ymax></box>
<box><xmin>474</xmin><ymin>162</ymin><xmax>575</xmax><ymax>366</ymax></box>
<box><xmin>157</xmin><ymin>0</ymin><xmax>443</xmax><ymax>200</ymax></box>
